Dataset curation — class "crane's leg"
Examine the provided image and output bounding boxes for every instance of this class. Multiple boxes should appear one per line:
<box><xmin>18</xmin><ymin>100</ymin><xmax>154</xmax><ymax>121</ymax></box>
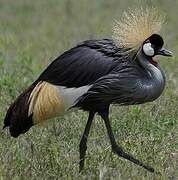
<box><xmin>79</xmin><ymin>111</ymin><xmax>95</xmax><ymax>172</ymax></box>
<box><xmin>98</xmin><ymin>108</ymin><xmax>154</xmax><ymax>173</ymax></box>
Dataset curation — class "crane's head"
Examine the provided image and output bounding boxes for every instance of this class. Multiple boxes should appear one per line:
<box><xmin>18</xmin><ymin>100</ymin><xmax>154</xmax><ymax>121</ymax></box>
<box><xmin>142</xmin><ymin>34</ymin><xmax>172</xmax><ymax>57</ymax></box>
<box><xmin>112</xmin><ymin>7</ymin><xmax>173</xmax><ymax>59</ymax></box>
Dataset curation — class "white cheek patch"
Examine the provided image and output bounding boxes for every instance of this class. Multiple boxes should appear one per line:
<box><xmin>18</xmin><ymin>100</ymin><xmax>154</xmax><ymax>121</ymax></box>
<box><xmin>143</xmin><ymin>43</ymin><xmax>154</xmax><ymax>56</ymax></box>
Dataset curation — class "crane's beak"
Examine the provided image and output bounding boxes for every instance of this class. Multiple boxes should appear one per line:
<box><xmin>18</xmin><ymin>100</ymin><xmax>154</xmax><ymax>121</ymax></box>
<box><xmin>156</xmin><ymin>48</ymin><xmax>173</xmax><ymax>57</ymax></box>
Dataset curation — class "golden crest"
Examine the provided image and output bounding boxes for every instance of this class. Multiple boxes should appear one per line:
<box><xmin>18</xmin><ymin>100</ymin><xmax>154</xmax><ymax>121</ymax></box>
<box><xmin>112</xmin><ymin>7</ymin><xmax>165</xmax><ymax>53</ymax></box>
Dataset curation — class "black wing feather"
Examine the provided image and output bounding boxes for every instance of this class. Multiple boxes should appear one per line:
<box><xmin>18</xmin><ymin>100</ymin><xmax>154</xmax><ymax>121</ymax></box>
<box><xmin>38</xmin><ymin>39</ymin><xmax>120</xmax><ymax>87</ymax></box>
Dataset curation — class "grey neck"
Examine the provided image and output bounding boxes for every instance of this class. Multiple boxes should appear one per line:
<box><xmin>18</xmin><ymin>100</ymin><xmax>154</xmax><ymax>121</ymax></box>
<box><xmin>137</xmin><ymin>50</ymin><xmax>166</xmax><ymax>101</ymax></box>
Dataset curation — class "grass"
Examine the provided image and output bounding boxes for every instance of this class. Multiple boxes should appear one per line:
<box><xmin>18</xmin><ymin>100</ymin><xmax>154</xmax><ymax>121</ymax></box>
<box><xmin>0</xmin><ymin>0</ymin><xmax>178</xmax><ymax>179</ymax></box>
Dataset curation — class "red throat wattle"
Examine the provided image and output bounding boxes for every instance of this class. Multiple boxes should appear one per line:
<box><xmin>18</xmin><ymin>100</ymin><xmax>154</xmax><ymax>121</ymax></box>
<box><xmin>149</xmin><ymin>58</ymin><xmax>158</xmax><ymax>66</ymax></box>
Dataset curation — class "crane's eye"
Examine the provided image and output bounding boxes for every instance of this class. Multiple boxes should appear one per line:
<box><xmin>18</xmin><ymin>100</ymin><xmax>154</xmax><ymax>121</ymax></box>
<box><xmin>143</xmin><ymin>43</ymin><xmax>154</xmax><ymax>56</ymax></box>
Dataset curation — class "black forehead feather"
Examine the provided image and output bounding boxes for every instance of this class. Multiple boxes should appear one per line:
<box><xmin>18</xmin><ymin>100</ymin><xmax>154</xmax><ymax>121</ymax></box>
<box><xmin>148</xmin><ymin>34</ymin><xmax>164</xmax><ymax>48</ymax></box>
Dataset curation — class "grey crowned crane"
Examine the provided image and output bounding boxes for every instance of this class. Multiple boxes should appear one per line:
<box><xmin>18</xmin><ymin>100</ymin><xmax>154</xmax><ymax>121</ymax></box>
<box><xmin>3</xmin><ymin>7</ymin><xmax>173</xmax><ymax>173</ymax></box>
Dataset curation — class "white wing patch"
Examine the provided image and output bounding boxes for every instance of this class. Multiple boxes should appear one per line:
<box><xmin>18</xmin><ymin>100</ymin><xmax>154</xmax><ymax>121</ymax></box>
<box><xmin>56</xmin><ymin>85</ymin><xmax>91</xmax><ymax>109</ymax></box>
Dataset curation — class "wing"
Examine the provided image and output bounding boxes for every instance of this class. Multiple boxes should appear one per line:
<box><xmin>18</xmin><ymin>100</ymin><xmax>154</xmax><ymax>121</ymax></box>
<box><xmin>37</xmin><ymin>39</ymin><xmax>121</xmax><ymax>88</ymax></box>
<box><xmin>75</xmin><ymin>67</ymin><xmax>148</xmax><ymax>111</ymax></box>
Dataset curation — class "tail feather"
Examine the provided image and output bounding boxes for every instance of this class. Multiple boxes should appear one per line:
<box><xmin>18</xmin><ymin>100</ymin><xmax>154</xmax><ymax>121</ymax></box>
<box><xmin>3</xmin><ymin>84</ymin><xmax>36</xmax><ymax>137</ymax></box>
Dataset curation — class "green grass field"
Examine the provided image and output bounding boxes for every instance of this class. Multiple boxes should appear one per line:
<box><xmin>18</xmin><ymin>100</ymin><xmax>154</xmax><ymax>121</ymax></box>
<box><xmin>0</xmin><ymin>0</ymin><xmax>178</xmax><ymax>179</ymax></box>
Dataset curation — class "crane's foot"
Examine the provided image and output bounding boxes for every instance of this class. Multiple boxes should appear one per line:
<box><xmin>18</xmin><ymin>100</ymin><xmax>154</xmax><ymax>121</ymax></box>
<box><xmin>112</xmin><ymin>144</ymin><xmax>155</xmax><ymax>173</ymax></box>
